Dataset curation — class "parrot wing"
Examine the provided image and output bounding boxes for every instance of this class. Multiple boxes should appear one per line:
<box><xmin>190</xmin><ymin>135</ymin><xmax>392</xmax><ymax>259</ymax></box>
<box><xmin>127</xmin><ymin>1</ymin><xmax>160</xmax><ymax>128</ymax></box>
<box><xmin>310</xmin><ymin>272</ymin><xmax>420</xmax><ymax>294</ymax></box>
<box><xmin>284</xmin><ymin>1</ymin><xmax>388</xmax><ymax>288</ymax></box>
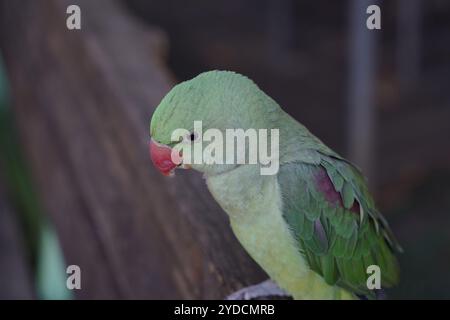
<box><xmin>278</xmin><ymin>154</ymin><xmax>401</xmax><ymax>298</ymax></box>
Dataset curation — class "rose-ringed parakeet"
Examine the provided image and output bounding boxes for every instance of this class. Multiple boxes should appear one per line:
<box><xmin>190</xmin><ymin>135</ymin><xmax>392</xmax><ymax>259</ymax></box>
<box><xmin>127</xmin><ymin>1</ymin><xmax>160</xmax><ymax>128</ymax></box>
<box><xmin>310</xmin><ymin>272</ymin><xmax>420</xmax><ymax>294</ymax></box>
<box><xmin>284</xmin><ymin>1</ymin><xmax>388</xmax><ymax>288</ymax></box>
<box><xmin>149</xmin><ymin>71</ymin><xmax>401</xmax><ymax>300</ymax></box>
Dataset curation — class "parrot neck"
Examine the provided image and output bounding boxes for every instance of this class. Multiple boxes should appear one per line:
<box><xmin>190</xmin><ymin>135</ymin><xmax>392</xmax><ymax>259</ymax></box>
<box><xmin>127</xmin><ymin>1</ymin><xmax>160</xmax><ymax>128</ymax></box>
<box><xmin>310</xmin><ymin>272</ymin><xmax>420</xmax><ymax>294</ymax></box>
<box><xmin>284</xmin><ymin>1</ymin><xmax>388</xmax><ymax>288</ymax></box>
<box><xmin>206</xmin><ymin>164</ymin><xmax>277</xmax><ymax>222</ymax></box>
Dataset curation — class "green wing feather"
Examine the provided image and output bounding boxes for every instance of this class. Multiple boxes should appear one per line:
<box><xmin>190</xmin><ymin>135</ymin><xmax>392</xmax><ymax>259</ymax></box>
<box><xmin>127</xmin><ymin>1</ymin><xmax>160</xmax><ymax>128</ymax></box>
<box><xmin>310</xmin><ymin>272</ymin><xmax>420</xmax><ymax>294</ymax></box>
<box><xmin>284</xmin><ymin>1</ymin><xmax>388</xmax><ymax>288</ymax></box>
<box><xmin>278</xmin><ymin>154</ymin><xmax>401</xmax><ymax>298</ymax></box>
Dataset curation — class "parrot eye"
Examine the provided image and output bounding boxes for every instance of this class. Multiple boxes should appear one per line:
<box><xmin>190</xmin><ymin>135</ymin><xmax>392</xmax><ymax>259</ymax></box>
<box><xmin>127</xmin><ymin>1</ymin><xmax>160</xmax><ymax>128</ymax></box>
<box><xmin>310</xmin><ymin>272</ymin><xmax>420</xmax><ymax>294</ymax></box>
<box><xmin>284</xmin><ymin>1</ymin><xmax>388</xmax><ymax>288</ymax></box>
<box><xmin>186</xmin><ymin>132</ymin><xmax>199</xmax><ymax>142</ymax></box>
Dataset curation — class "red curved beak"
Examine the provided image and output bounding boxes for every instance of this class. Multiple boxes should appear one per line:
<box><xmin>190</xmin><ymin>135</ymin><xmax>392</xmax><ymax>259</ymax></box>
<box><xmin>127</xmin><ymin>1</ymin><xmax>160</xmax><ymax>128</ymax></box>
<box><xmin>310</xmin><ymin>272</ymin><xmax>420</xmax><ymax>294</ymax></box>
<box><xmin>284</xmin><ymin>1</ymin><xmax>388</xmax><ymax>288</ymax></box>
<box><xmin>149</xmin><ymin>139</ymin><xmax>179</xmax><ymax>176</ymax></box>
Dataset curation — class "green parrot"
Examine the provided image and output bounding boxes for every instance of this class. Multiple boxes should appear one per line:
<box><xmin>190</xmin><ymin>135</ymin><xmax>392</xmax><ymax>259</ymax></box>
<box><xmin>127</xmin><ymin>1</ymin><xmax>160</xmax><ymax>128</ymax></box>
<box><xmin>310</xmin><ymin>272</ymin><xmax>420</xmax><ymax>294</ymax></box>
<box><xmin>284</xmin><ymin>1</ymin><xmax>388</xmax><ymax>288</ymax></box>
<box><xmin>149</xmin><ymin>70</ymin><xmax>401</xmax><ymax>300</ymax></box>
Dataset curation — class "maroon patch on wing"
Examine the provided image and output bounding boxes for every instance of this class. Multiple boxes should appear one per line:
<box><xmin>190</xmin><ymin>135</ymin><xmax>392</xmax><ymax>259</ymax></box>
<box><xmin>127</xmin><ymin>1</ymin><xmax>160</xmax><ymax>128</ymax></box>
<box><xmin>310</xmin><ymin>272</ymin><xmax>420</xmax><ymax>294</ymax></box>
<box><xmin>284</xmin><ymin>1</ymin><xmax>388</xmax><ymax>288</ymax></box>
<box><xmin>315</xmin><ymin>167</ymin><xmax>359</xmax><ymax>214</ymax></box>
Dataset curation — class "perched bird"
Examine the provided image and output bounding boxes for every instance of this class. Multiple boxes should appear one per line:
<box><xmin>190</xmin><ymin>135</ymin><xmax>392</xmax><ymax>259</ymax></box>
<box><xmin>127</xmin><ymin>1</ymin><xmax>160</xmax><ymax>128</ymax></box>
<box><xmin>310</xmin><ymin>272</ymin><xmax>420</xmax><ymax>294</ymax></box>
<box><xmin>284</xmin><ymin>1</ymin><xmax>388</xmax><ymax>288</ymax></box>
<box><xmin>149</xmin><ymin>71</ymin><xmax>401</xmax><ymax>299</ymax></box>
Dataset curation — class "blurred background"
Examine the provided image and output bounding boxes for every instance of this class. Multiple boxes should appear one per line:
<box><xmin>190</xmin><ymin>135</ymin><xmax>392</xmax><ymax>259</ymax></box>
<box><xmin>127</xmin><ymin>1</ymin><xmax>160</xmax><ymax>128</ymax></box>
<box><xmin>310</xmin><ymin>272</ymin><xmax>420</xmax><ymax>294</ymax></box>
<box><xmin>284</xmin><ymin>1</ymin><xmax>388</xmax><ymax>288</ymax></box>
<box><xmin>0</xmin><ymin>0</ymin><xmax>449</xmax><ymax>299</ymax></box>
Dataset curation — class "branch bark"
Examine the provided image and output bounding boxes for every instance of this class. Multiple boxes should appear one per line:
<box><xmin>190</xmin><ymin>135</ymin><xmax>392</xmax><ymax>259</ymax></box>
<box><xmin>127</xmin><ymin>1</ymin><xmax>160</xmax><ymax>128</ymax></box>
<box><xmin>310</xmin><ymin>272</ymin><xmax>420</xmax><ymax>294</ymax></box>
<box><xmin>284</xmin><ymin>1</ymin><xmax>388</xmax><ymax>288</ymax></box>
<box><xmin>0</xmin><ymin>0</ymin><xmax>265</xmax><ymax>299</ymax></box>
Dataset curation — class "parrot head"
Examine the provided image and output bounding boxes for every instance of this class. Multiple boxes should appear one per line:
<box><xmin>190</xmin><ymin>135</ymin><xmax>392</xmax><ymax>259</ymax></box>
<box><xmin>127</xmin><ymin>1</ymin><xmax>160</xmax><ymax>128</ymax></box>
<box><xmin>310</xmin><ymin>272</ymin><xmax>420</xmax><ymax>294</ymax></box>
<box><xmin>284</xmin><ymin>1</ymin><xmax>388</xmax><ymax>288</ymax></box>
<box><xmin>149</xmin><ymin>70</ymin><xmax>275</xmax><ymax>176</ymax></box>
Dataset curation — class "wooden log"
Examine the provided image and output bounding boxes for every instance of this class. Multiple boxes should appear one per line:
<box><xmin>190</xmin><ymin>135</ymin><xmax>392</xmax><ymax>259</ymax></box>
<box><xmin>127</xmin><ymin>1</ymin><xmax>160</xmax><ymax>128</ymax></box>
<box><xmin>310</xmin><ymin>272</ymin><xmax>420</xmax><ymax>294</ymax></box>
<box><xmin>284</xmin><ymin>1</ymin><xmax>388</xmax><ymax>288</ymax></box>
<box><xmin>0</xmin><ymin>0</ymin><xmax>265</xmax><ymax>299</ymax></box>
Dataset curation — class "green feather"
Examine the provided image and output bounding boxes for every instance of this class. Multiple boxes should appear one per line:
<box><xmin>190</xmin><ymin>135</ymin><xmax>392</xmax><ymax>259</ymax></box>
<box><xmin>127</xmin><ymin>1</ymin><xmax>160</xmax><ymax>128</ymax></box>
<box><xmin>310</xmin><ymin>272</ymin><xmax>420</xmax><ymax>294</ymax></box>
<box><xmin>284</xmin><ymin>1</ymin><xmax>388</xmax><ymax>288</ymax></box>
<box><xmin>278</xmin><ymin>160</ymin><xmax>401</xmax><ymax>297</ymax></box>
